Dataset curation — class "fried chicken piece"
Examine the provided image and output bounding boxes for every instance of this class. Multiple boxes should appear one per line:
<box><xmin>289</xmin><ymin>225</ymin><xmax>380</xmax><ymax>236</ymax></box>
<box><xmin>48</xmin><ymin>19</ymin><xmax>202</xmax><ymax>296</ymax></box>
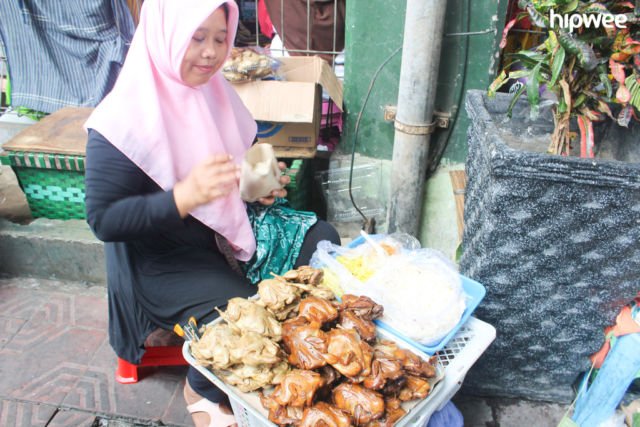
<box><xmin>319</xmin><ymin>365</ymin><xmax>341</xmax><ymax>386</ymax></box>
<box><xmin>257</xmin><ymin>278</ymin><xmax>301</xmax><ymax>319</ymax></box>
<box><xmin>364</xmin><ymin>398</ymin><xmax>406</xmax><ymax>427</ymax></box>
<box><xmin>374</xmin><ymin>340</ymin><xmax>436</xmax><ymax>379</ymax></box>
<box><xmin>324</xmin><ymin>328</ymin><xmax>373</xmax><ymax>378</ymax></box>
<box><xmin>260</xmin><ymin>396</ymin><xmax>305</xmax><ymax>426</ymax></box>
<box><xmin>315</xmin><ymin>365</ymin><xmax>342</xmax><ymax>401</ymax></box>
<box><xmin>332</xmin><ymin>383</ymin><xmax>385</xmax><ymax>425</ymax></box>
<box><xmin>228</xmin><ymin>331</ymin><xmax>281</xmax><ymax>366</ymax></box>
<box><xmin>299</xmin><ymin>402</ymin><xmax>352</xmax><ymax>427</ymax></box>
<box><xmin>338</xmin><ymin>294</ymin><xmax>384</xmax><ymax>320</ymax></box>
<box><xmin>340</xmin><ymin>310</ymin><xmax>377</xmax><ymax>342</ymax></box>
<box><xmin>268</xmin><ymin>369</ymin><xmax>325</xmax><ymax>407</ymax></box>
<box><xmin>219</xmin><ymin>298</ymin><xmax>282</xmax><ymax>341</ymax></box>
<box><xmin>398</xmin><ymin>375</ymin><xmax>432</xmax><ymax>401</ymax></box>
<box><xmin>396</xmin><ymin>349</ymin><xmax>437</xmax><ymax>379</ymax></box>
<box><xmin>214</xmin><ymin>364</ymin><xmax>278</xmax><ymax>393</ymax></box>
<box><xmin>190</xmin><ymin>322</ymin><xmax>239</xmax><ymax>369</ymax></box>
<box><xmin>283</xmin><ymin>265</ymin><xmax>324</xmax><ymax>285</ymax></box>
<box><xmin>260</xmin><ymin>368</ymin><xmax>325</xmax><ymax>425</ymax></box>
<box><xmin>265</xmin><ymin>361</ymin><xmax>290</xmax><ymax>386</ymax></box>
<box><xmin>282</xmin><ymin>317</ymin><xmax>328</xmax><ymax>369</ymax></box>
<box><xmin>306</xmin><ymin>283</ymin><xmax>336</xmax><ymax>300</ymax></box>
<box><xmin>358</xmin><ymin>359</ymin><xmax>387</xmax><ymax>390</ymax></box>
<box><xmin>356</xmin><ymin>345</ymin><xmax>404</xmax><ymax>390</ymax></box>
<box><xmin>288</xmin><ymin>281</ymin><xmax>336</xmax><ymax>300</ymax></box>
<box><xmin>381</xmin><ymin>376</ymin><xmax>407</xmax><ymax>397</ymax></box>
<box><xmin>298</xmin><ymin>296</ymin><xmax>338</xmax><ymax>326</ymax></box>
<box><xmin>384</xmin><ymin>397</ymin><xmax>406</xmax><ymax>425</ymax></box>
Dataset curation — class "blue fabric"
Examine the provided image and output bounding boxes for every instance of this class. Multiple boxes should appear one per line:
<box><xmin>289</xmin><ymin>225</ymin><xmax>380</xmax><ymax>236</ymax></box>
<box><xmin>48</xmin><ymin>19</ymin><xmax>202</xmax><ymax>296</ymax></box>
<box><xmin>572</xmin><ymin>333</ymin><xmax>640</xmax><ymax>427</ymax></box>
<box><xmin>426</xmin><ymin>401</ymin><xmax>464</xmax><ymax>427</ymax></box>
<box><xmin>0</xmin><ymin>0</ymin><xmax>134</xmax><ymax>113</ymax></box>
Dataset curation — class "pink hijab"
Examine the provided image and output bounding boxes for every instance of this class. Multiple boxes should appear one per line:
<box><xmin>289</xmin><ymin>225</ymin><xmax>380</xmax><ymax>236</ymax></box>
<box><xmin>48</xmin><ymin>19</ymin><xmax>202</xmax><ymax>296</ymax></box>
<box><xmin>85</xmin><ymin>0</ymin><xmax>258</xmax><ymax>261</ymax></box>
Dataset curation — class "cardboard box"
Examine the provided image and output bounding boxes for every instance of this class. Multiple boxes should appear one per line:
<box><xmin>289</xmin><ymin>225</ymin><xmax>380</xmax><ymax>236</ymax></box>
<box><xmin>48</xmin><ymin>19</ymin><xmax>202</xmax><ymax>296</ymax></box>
<box><xmin>231</xmin><ymin>56</ymin><xmax>343</xmax><ymax>158</ymax></box>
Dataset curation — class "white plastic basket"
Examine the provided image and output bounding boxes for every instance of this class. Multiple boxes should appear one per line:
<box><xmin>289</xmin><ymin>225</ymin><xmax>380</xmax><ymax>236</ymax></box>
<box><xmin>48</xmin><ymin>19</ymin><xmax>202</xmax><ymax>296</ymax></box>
<box><xmin>184</xmin><ymin>316</ymin><xmax>495</xmax><ymax>427</ymax></box>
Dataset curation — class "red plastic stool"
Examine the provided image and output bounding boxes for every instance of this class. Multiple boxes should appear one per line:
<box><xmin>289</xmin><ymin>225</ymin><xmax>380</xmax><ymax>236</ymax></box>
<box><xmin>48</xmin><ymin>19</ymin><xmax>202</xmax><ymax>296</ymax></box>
<box><xmin>116</xmin><ymin>345</ymin><xmax>188</xmax><ymax>384</ymax></box>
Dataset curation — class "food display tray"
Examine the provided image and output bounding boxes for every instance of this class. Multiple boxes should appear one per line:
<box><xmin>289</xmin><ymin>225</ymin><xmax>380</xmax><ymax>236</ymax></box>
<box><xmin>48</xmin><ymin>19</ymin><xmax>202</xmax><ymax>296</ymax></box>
<box><xmin>183</xmin><ymin>316</ymin><xmax>496</xmax><ymax>427</ymax></box>
<box><xmin>184</xmin><ymin>320</ymin><xmax>447</xmax><ymax>427</ymax></box>
<box><xmin>375</xmin><ymin>275</ymin><xmax>486</xmax><ymax>355</ymax></box>
<box><xmin>345</xmin><ymin>236</ymin><xmax>487</xmax><ymax>355</ymax></box>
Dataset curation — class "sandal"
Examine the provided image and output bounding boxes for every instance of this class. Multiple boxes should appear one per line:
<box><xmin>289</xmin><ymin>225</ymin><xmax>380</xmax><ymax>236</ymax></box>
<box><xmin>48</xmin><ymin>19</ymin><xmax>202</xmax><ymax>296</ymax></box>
<box><xmin>187</xmin><ymin>399</ymin><xmax>237</xmax><ymax>427</ymax></box>
<box><xmin>184</xmin><ymin>382</ymin><xmax>237</xmax><ymax>427</ymax></box>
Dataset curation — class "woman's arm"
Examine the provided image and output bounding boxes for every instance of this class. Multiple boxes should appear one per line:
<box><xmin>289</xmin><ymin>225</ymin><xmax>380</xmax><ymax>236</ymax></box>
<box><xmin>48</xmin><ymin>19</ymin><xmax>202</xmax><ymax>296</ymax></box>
<box><xmin>84</xmin><ymin>130</ymin><xmax>184</xmax><ymax>242</ymax></box>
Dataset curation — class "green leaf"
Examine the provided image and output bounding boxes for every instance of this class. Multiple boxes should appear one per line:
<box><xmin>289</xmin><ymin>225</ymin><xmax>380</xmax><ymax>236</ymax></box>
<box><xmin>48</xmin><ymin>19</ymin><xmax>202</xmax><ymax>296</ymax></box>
<box><xmin>599</xmin><ymin>72</ymin><xmax>613</xmax><ymax>98</ymax></box>
<box><xmin>558</xmin><ymin>96</ymin><xmax>568</xmax><ymax>113</ymax></box>
<box><xmin>525</xmin><ymin>3</ymin><xmax>550</xmax><ymax>28</ymax></box>
<box><xmin>550</xmin><ymin>46</ymin><xmax>566</xmax><ymax>87</ymax></box>
<box><xmin>505</xmin><ymin>52</ymin><xmax>552</xmax><ymax>73</ymax></box>
<box><xmin>527</xmin><ymin>62</ymin><xmax>542</xmax><ymax>119</ymax></box>
<box><xmin>507</xmin><ymin>84</ymin><xmax>527</xmax><ymax>118</ymax></box>
<box><xmin>509</xmin><ymin>69</ymin><xmax>533</xmax><ymax>80</ymax></box>
<box><xmin>488</xmin><ymin>70</ymin><xmax>508</xmax><ymax>97</ymax></box>
<box><xmin>561</xmin><ymin>0</ymin><xmax>579</xmax><ymax>13</ymax></box>
<box><xmin>557</xmin><ymin>31</ymin><xmax>598</xmax><ymax>71</ymax></box>
<box><xmin>627</xmin><ymin>75</ymin><xmax>640</xmax><ymax>110</ymax></box>
<box><xmin>455</xmin><ymin>242</ymin><xmax>463</xmax><ymax>264</ymax></box>
<box><xmin>580</xmin><ymin>3</ymin><xmax>608</xmax><ymax>14</ymax></box>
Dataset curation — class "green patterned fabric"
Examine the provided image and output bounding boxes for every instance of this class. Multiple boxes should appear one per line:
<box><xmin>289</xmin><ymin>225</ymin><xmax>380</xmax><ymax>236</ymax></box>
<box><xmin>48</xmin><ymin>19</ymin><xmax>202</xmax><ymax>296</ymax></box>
<box><xmin>244</xmin><ymin>198</ymin><xmax>317</xmax><ymax>284</ymax></box>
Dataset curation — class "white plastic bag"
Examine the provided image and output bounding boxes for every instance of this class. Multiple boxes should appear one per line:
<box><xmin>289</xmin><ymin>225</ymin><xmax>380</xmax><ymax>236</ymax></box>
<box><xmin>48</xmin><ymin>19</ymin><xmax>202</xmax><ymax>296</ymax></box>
<box><xmin>368</xmin><ymin>248</ymin><xmax>466</xmax><ymax>345</ymax></box>
<box><xmin>311</xmin><ymin>235</ymin><xmax>467</xmax><ymax>345</ymax></box>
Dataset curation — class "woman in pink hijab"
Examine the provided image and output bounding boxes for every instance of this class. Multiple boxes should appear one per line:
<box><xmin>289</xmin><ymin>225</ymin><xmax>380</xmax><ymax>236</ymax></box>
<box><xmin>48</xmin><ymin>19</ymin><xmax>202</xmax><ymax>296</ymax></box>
<box><xmin>84</xmin><ymin>0</ymin><xmax>339</xmax><ymax>425</ymax></box>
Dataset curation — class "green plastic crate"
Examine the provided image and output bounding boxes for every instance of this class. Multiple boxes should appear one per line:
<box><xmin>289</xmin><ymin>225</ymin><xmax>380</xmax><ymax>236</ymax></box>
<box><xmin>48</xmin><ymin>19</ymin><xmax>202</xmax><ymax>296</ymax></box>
<box><xmin>5</xmin><ymin>151</ymin><xmax>86</xmax><ymax>219</ymax></box>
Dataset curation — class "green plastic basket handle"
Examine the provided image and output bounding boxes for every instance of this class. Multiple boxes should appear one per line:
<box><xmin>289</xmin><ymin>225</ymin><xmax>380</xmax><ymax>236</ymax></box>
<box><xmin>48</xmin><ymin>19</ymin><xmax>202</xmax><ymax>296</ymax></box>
<box><xmin>5</xmin><ymin>65</ymin><xmax>10</xmax><ymax>106</ymax></box>
<box><xmin>4</xmin><ymin>64</ymin><xmax>46</xmax><ymax>121</ymax></box>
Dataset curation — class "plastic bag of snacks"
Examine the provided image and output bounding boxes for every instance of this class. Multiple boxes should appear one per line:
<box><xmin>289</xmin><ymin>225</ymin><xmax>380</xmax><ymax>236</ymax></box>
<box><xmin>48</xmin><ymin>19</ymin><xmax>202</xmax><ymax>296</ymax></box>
<box><xmin>222</xmin><ymin>47</ymin><xmax>280</xmax><ymax>82</ymax></box>
<box><xmin>311</xmin><ymin>233</ymin><xmax>467</xmax><ymax>345</ymax></box>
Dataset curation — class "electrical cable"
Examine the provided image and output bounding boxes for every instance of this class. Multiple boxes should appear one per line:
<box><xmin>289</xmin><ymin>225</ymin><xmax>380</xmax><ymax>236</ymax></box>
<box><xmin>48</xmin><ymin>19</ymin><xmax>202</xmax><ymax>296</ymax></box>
<box><xmin>425</xmin><ymin>0</ymin><xmax>472</xmax><ymax>180</ymax></box>
<box><xmin>348</xmin><ymin>46</ymin><xmax>402</xmax><ymax>231</ymax></box>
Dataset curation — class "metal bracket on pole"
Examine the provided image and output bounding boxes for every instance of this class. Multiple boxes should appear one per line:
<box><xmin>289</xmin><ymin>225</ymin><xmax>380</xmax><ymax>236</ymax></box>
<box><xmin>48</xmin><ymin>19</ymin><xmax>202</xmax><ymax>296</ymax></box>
<box><xmin>384</xmin><ymin>105</ymin><xmax>451</xmax><ymax>134</ymax></box>
<box><xmin>394</xmin><ymin>119</ymin><xmax>437</xmax><ymax>135</ymax></box>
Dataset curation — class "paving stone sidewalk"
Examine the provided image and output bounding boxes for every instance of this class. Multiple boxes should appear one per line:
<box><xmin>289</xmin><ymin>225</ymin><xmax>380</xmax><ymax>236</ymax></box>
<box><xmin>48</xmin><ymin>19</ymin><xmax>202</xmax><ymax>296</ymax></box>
<box><xmin>0</xmin><ymin>276</ymin><xmax>570</xmax><ymax>427</ymax></box>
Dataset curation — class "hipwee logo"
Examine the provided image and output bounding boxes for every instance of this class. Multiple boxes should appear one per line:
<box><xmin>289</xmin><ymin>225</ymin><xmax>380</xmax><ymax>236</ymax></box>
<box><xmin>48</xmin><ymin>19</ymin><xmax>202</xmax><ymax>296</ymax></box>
<box><xmin>549</xmin><ymin>9</ymin><xmax>628</xmax><ymax>32</ymax></box>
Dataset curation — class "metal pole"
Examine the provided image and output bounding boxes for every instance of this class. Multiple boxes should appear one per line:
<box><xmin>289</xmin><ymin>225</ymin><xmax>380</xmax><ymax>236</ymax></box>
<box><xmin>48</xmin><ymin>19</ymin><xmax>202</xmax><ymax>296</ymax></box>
<box><xmin>387</xmin><ymin>0</ymin><xmax>448</xmax><ymax>236</ymax></box>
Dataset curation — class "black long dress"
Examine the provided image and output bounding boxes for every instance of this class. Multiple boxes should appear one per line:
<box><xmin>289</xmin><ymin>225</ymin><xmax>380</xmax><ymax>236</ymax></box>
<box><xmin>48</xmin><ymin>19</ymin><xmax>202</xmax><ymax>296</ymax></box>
<box><xmin>85</xmin><ymin>130</ymin><xmax>256</xmax><ymax>364</ymax></box>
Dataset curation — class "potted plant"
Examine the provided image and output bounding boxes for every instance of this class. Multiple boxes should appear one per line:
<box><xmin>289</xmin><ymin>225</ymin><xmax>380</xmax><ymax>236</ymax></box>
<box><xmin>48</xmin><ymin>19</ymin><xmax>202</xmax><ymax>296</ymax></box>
<box><xmin>489</xmin><ymin>0</ymin><xmax>639</xmax><ymax>157</ymax></box>
<box><xmin>459</xmin><ymin>1</ymin><xmax>640</xmax><ymax>402</ymax></box>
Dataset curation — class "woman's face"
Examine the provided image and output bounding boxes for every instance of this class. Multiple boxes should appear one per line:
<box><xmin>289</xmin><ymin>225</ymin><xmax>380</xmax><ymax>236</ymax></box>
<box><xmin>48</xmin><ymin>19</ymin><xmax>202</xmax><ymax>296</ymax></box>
<box><xmin>180</xmin><ymin>7</ymin><xmax>228</xmax><ymax>87</ymax></box>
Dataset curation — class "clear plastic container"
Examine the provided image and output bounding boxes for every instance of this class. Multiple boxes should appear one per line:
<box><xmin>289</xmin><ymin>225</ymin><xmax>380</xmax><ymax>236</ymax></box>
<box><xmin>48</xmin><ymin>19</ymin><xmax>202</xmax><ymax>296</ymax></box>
<box><xmin>316</xmin><ymin>163</ymin><xmax>388</xmax><ymax>222</ymax></box>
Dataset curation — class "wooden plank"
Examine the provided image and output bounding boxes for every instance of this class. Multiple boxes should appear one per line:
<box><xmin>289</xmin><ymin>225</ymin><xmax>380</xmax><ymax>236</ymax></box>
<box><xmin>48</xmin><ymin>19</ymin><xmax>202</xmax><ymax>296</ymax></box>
<box><xmin>449</xmin><ymin>169</ymin><xmax>467</xmax><ymax>242</ymax></box>
<box><xmin>273</xmin><ymin>146</ymin><xmax>317</xmax><ymax>159</ymax></box>
<box><xmin>2</xmin><ymin>107</ymin><xmax>93</xmax><ymax>156</ymax></box>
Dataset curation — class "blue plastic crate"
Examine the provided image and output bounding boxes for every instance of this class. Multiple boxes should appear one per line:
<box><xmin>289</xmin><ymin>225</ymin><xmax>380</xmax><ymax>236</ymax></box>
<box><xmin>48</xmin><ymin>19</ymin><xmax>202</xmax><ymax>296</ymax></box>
<box><xmin>346</xmin><ymin>236</ymin><xmax>486</xmax><ymax>355</ymax></box>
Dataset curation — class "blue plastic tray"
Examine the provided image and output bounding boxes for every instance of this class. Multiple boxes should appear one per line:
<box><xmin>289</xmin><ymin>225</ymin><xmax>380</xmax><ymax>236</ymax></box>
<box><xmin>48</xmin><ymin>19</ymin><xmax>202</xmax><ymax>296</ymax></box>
<box><xmin>344</xmin><ymin>236</ymin><xmax>486</xmax><ymax>355</ymax></box>
<box><xmin>374</xmin><ymin>275</ymin><xmax>486</xmax><ymax>355</ymax></box>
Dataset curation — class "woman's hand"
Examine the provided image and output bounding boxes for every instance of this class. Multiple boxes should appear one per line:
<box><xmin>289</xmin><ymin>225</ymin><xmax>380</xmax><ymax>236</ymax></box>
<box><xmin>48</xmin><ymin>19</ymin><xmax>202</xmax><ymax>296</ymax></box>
<box><xmin>173</xmin><ymin>154</ymin><xmax>240</xmax><ymax>218</ymax></box>
<box><xmin>257</xmin><ymin>161</ymin><xmax>290</xmax><ymax>206</ymax></box>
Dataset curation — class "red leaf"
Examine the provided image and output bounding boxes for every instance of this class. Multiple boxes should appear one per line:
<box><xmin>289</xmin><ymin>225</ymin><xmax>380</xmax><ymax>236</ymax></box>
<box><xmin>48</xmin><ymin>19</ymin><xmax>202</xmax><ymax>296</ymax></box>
<box><xmin>612</xmin><ymin>52</ymin><xmax>631</xmax><ymax>61</ymax></box>
<box><xmin>610</xmin><ymin>59</ymin><xmax>626</xmax><ymax>83</ymax></box>
<box><xmin>578</xmin><ymin>116</ymin><xmax>594</xmax><ymax>159</ymax></box>
<box><xmin>500</xmin><ymin>18</ymin><xmax>518</xmax><ymax>50</ymax></box>
<box><xmin>617</xmin><ymin>85</ymin><xmax>631</xmax><ymax>103</ymax></box>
